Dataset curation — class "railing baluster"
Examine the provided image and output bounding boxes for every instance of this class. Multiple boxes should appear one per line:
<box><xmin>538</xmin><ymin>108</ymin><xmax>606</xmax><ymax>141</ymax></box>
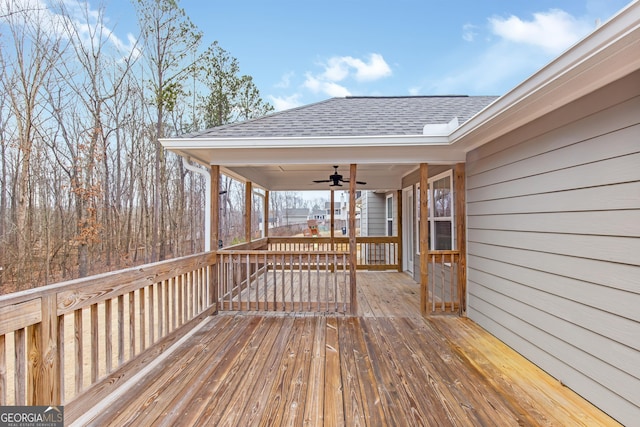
<box><xmin>157</xmin><ymin>280</ymin><xmax>164</xmax><ymax>338</ymax></box>
<box><xmin>170</xmin><ymin>277</ymin><xmax>176</xmax><ymax>331</ymax></box>
<box><xmin>245</xmin><ymin>253</ymin><xmax>251</xmax><ymax>311</ymax></box>
<box><xmin>15</xmin><ymin>329</ymin><xmax>25</xmax><ymax>405</ymax></box>
<box><xmin>128</xmin><ymin>291</ymin><xmax>135</xmax><ymax>359</ymax></box>
<box><xmin>91</xmin><ymin>304</ymin><xmax>98</xmax><ymax>383</ymax></box>
<box><xmin>198</xmin><ymin>267</ymin><xmax>202</xmax><ymax>314</ymax></box>
<box><xmin>307</xmin><ymin>253</ymin><xmax>312</xmax><ymax>312</ymax></box>
<box><xmin>118</xmin><ymin>294</ymin><xmax>124</xmax><ymax>366</ymax></box>
<box><xmin>228</xmin><ymin>257</ymin><xmax>234</xmax><ymax>310</ymax></box>
<box><xmin>343</xmin><ymin>253</ymin><xmax>348</xmax><ymax>313</ymax></box>
<box><xmin>441</xmin><ymin>256</ymin><xmax>446</xmax><ymax>312</ymax></box>
<box><xmin>299</xmin><ymin>253</ymin><xmax>303</xmax><ymax>312</ymax></box>
<box><xmin>332</xmin><ymin>252</ymin><xmax>339</xmax><ymax>311</ymax></box>
<box><xmin>177</xmin><ymin>274</ymin><xmax>184</xmax><ymax>326</ymax></box>
<box><xmin>139</xmin><ymin>288</ymin><xmax>146</xmax><ymax>352</ymax></box>
<box><xmin>272</xmin><ymin>254</ymin><xmax>277</xmax><ymax>310</ymax></box>
<box><xmin>282</xmin><ymin>253</ymin><xmax>287</xmax><ymax>311</ymax></box>
<box><xmin>105</xmin><ymin>299</ymin><xmax>112</xmax><ymax>374</ymax></box>
<box><xmin>163</xmin><ymin>279</ymin><xmax>169</xmax><ymax>335</ymax></box>
<box><xmin>263</xmin><ymin>253</ymin><xmax>268</xmax><ymax>311</ymax></box>
<box><xmin>450</xmin><ymin>253</ymin><xmax>455</xmax><ymax>313</ymax></box>
<box><xmin>0</xmin><ymin>334</ymin><xmax>5</xmax><ymax>405</ymax></box>
<box><xmin>324</xmin><ymin>253</ymin><xmax>329</xmax><ymax>312</ymax></box>
<box><xmin>73</xmin><ymin>310</ymin><xmax>82</xmax><ymax>395</ymax></box>
<box><xmin>57</xmin><ymin>316</ymin><xmax>64</xmax><ymax>402</ymax></box>
<box><xmin>290</xmin><ymin>253</ymin><xmax>294</xmax><ymax>311</ymax></box>
<box><xmin>316</xmin><ymin>253</ymin><xmax>321</xmax><ymax>311</ymax></box>
<box><xmin>148</xmin><ymin>284</ymin><xmax>154</xmax><ymax>345</ymax></box>
<box><xmin>236</xmin><ymin>254</ymin><xmax>242</xmax><ymax>310</ymax></box>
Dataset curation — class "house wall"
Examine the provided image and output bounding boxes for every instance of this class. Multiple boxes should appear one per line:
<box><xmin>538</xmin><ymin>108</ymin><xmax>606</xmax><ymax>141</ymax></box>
<box><xmin>359</xmin><ymin>191</ymin><xmax>386</xmax><ymax>236</ymax></box>
<box><xmin>465</xmin><ymin>70</ymin><xmax>640</xmax><ymax>426</ymax></box>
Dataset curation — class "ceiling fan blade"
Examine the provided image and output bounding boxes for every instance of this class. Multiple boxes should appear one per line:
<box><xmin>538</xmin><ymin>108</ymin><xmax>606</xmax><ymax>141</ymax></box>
<box><xmin>313</xmin><ymin>179</ymin><xmax>331</xmax><ymax>183</ymax></box>
<box><xmin>340</xmin><ymin>178</ymin><xmax>367</xmax><ymax>185</ymax></box>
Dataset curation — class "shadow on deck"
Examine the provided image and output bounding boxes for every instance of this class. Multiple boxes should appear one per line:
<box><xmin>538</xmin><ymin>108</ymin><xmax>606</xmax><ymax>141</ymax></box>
<box><xmin>66</xmin><ymin>272</ymin><xmax>619</xmax><ymax>426</ymax></box>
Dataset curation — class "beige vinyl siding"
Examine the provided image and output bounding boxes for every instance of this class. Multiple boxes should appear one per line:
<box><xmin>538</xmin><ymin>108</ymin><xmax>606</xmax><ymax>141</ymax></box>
<box><xmin>465</xmin><ymin>76</ymin><xmax>640</xmax><ymax>426</ymax></box>
<box><xmin>360</xmin><ymin>191</ymin><xmax>386</xmax><ymax>236</ymax></box>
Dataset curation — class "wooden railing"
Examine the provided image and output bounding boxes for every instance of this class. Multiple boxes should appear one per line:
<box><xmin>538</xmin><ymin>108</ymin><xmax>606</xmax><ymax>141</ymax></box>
<box><xmin>0</xmin><ymin>237</ymin><xmax>461</xmax><ymax>406</ymax></box>
<box><xmin>217</xmin><ymin>250</ymin><xmax>350</xmax><ymax>313</ymax></box>
<box><xmin>428</xmin><ymin>250</ymin><xmax>461</xmax><ymax>314</ymax></box>
<box><xmin>268</xmin><ymin>236</ymin><xmax>400</xmax><ymax>270</ymax></box>
<box><xmin>0</xmin><ymin>252</ymin><xmax>217</xmax><ymax>406</ymax></box>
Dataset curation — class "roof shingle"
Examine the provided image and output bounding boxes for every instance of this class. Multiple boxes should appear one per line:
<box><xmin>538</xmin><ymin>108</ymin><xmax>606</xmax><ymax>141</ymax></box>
<box><xmin>177</xmin><ymin>95</ymin><xmax>498</xmax><ymax>139</ymax></box>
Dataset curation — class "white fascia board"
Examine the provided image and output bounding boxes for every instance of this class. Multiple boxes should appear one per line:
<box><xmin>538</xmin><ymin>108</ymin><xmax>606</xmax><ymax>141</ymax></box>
<box><xmin>165</xmin><ymin>145</ymin><xmax>466</xmax><ymax>166</ymax></box>
<box><xmin>160</xmin><ymin>133</ymin><xmax>450</xmax><ymax>150</ymax></box>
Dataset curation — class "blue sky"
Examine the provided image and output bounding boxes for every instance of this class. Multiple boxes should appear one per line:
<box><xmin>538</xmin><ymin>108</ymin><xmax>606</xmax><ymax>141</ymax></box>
<box><xmin>5</xmin><ymin>0</ymin><xmax>635</xmax><ymax>111</ymax></box>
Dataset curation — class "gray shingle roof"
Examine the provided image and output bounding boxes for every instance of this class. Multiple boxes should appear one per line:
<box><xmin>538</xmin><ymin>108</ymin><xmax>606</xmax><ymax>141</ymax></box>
<box><xmin>177</xmin><ymin>96</ymin><xmax>498</xmax><ymax>139</ymax></box>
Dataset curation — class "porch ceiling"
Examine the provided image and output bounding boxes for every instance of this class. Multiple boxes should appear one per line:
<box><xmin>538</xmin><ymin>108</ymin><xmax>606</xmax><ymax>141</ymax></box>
<box><xmin>222</xmin><ymin>162</ymin><xmax>419</xmax><ymax>191</ymax></box>
<box><xmin>163</xmin><ymin>136</ymin><xmax>466</xmax><ymax>191</ymax></box>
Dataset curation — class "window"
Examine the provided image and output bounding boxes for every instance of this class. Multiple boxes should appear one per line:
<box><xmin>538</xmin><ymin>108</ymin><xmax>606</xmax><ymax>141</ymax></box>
<box><xmin>430</xmin><ymin>171</ymin><xmax>454</xmax><ymax>250</ymax></box>
<box><xmin>386</xmin><ymin>194</ymin><xmax>393</xmax><ymax>236</ymax></box>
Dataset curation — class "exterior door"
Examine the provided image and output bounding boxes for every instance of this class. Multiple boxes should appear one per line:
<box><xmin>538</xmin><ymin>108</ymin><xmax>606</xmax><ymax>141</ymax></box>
<box><xmin>402</xmin><ymin>186</ymin><xmax>414</xmax><ymax>273</ymax></box>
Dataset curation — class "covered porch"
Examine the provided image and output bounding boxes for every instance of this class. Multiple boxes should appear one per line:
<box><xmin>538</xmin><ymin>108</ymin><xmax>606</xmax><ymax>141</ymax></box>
<box><xmin>186</xmin><ymin>160</ymin><xmax>467</xmax><ymax>318</ymax></box>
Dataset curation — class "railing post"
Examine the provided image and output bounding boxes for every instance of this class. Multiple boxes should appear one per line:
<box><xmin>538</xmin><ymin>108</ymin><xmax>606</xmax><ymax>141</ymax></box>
<box><xmin>27</xmin><ymin>294</ymin><xmax>60</xmax><ymax>405</ymax></box>
<box><xmin>349</xmin><ymin>164</ymin><xmax>358</xmax><ymax>314</ymax></box>
<box><xmin>211</xmin><ymin>165</ymin><xmax>220</xmax><ymax>313</ymax></box>
<box><xmin>397</xmin><ymin>189</ymin><xmax>403</xmax><ymax>272</ymax></box>
<box><xmin>455</xmin><ymin>163</ymin><xmax>467</xmax><ymax>316</ymax></box>
<box><xmin>245</xmin><ymin>181</ymin><xmax>253</xmax><ymax>243</ymax></box>
<box><xmin>419</xmin><ymin>163</ymin><xmax>429</xmax><ymax>316</ymax></box>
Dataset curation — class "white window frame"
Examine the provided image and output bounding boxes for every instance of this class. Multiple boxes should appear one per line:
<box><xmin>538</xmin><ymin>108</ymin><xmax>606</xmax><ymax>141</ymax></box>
<box><xmin>428</xmin><ymin>170</ymin><xmax>454</xmax><ymax>250</ymax></box>
<box><xmin>386</xmin><ymin>194</ymin><xmax>394</xmax><ymax>236</ymax></box>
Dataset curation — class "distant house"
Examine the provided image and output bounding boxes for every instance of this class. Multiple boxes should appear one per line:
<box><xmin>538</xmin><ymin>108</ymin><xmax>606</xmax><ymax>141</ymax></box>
<box><xmin>161</xmin><ymin>3</ymin><xmax>640</xmax><ymax>424</ymax></box>
<box><xmin>282</xmin><ymin>208</ymin><xmax>309</xmax><ymax>226</ymax></box>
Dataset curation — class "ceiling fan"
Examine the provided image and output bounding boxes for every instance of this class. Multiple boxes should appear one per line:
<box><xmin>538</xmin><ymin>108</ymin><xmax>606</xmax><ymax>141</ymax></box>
<box><xmin>313</xmin><ymin>166</ymin><xmax>367</xmax><ymax>187</ymax></box>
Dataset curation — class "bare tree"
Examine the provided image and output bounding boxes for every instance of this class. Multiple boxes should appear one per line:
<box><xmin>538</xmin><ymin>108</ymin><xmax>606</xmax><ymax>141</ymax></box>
<box><xmin>134</xmin><ymin>0</ymin><xmax>202</xmax><ymax>261</ymax></box>
<box><xmin>54</xmin><ymin>1</ymin><xmax>139</xmax><ymax>276</ymax></box>
<box><xmin>0</xmin><ymin>1</ymin><xmax>66</xmax><ymax>279</ymax></box>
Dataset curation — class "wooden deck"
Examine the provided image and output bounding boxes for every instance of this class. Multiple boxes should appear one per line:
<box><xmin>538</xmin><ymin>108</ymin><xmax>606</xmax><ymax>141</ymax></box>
<box><xmin>66</xmin><ymin>272</ymin><xmax>620</xmax><ymax>426</ymax></box>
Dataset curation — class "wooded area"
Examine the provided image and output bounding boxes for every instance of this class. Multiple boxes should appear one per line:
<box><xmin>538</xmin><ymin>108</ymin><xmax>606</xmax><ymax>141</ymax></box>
<box><xmin>0</xmin><ymin>0</ymin><xmax>283</xmax><ymax>292</ymax></box>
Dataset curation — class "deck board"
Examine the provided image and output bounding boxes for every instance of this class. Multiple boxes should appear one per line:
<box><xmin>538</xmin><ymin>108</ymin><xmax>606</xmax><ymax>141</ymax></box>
<box><xmin>68</xmin><ymin>272</ymin><xmax>621</xmax><ymax>427</ymax></box>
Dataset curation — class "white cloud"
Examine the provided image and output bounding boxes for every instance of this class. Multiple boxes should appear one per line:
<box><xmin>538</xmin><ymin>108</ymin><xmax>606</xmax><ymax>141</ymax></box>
<box><xmin>292</xmin><ymin>53</ymin><xmax>390</xmax><ymax>99</ymax></box>
<box><xmin>303</xmin><ymin>74</ymin><xmax>351</xmax><ymax>97</ymax></box>
<box><xmin>462</xmin><ymin>23</ymin><xmax>478</xmax><ymax>42</ymax></box>
<box><xmin>489</xmin><ymin>9</ymin><xmax>592</xmax><ymax>55</ymax></box>
<box><xmin>417</xmin><ymin>7</ymin><xmax>602</xmax><ymax>96</ymax></box>
<box><xmin>275</xmin><ymin>71</ymin><xmax>295</xmax><ymax>89</ymax></box>
<box><xmin>322</xmin><ymin>57</ymin><xmax>351</xmax><ymax>82</ymax></box>
<box><xmin>321</xmin><ymin>53</ymin><xmax>392</xmax><ymax>82</ymax></box>
<box><xmin>0</xmin><ymin>0</ymin><xmax>138</xmax><ymax>57</ymax></box>
<box><xmin>270</xmin><ymin>94</ymin><xmax>303</xmax><ymax>111</ymax></box>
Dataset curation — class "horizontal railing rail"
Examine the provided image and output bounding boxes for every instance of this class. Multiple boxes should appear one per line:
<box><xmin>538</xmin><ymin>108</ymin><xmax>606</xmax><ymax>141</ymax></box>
<box><xmin>0</xmin><ymin>252</ymin><xmax>217</xmax><ymax>406</ymax></box>
<box><xmin>267</xmin><ymin>236</ymin><xmax>400</xmax><ymax>270</ymax></box>
<box><xmin>217</xmin><ymin>250</ymin><xmax>350</xmax><ymax>313</ymax></box>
